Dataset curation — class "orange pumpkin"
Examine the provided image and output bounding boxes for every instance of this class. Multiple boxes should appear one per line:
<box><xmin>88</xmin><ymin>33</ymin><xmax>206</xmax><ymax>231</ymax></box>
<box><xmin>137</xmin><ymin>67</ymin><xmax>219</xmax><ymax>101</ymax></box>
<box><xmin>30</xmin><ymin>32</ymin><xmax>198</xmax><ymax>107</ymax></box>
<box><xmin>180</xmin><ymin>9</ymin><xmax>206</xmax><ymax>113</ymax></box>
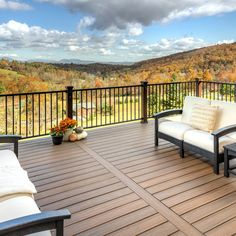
<box><xmin>69</xmin><ymin>133</ymin><xmax>77</xmax><ymax>142</ymax></box>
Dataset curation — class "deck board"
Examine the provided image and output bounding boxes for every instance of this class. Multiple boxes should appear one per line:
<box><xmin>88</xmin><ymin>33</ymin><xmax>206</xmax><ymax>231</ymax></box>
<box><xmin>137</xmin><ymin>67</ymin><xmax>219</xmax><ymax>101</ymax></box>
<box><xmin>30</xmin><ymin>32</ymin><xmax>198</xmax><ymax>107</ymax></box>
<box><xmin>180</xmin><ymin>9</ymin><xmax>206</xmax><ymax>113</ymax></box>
<box><xmin>1</xmin><ymin>121</ymin><xmax>236</xmax><ymax>235</ymax></box>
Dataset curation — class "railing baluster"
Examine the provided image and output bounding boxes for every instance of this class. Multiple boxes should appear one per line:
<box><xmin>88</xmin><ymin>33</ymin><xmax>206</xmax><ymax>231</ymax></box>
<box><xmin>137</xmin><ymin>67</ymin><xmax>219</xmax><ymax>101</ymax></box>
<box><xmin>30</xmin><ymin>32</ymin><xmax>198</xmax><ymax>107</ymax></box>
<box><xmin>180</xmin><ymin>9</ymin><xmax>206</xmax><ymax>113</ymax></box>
<box><xmin>5</xmin><ymin>96</ymin><xmax>7</xmax><ymax>134</ymax></box>
<box><xmin>38</xmin><ymin>94</ymin><xmax>40</xmax><ymax>135</ymax></box>
<box><xmin>26</xmin><ymin>94</ymin><xmax>28</xmax><ymax>137</ymax></box>
<box><xmin>44</xmin><ymin>93</ymin><xmax>47</xmax><ymax>135</ymax></box>
<box><xmin>12</xmin><ymin>96</ymin><xmax>14</xmax><ymax>134</ymax></box>
<box><xmin>32</xmin><ymin>94</ymin><xmax>34</xmax><ymax>137</ymax></box>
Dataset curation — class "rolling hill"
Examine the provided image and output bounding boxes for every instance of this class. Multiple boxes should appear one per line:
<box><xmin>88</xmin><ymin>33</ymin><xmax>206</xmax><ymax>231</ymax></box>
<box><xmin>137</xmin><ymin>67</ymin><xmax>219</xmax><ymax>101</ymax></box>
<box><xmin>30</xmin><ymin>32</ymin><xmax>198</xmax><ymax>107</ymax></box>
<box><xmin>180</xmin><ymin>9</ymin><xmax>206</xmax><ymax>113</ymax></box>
<box><xmin>0</xmin><ymin>42</ymin><xmax>236</xmax><ymax>93</ymax></box>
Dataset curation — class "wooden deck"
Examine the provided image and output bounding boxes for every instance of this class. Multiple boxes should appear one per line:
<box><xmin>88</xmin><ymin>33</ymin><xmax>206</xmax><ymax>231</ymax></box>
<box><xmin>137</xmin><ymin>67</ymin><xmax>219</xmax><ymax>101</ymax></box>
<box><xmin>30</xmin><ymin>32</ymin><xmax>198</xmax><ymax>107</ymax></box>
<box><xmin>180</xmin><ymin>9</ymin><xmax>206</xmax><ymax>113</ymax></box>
<box><xmin>5</xmin><ymin>121</ymin><xmax>236</xmax><ymax>235</ymax></box>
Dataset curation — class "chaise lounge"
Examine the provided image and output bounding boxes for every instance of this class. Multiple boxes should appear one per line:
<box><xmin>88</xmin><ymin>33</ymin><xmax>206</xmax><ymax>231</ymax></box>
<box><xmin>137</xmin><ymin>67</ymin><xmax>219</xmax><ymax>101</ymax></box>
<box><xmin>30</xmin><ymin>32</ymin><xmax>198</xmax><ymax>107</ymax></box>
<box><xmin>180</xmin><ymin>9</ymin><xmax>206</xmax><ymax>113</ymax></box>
<box><xmin>0</xmin><ymin>135</ymin><xmax>71</xmax><ymax>235</ymax></box>
<box><xmin>154</xmin><ymin>96</ymin><xmax>236</xmax><ymax>174</ymax></box>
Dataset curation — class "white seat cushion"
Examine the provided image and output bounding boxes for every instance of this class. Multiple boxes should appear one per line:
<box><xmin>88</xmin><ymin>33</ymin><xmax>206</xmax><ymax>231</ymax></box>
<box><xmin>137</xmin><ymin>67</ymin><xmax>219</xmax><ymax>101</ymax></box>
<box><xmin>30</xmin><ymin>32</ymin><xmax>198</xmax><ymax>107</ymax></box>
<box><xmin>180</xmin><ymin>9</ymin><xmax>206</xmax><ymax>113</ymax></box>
<box><xmin>0</xmin><ymin>150</ymin><xmax>20</xmax><ymax>167</ymax></box>
<box><xmin>0</xmin><ymin>195</ymin><xmax>51</xmax><ymax>236</ymax></box>
<box><xmin>184</xmin><ymin>129</ymin><xmax>235</xmax><ymax>153</ymax></box>
<box><xmin>181</xmin><ymin>96</ymin><xmax>211</xmax><ymax>123</ymax></box>
<box><xmin>159</xmin><ymin>121</ymin><xmax>194</xmax><ymax>140</ymax></box>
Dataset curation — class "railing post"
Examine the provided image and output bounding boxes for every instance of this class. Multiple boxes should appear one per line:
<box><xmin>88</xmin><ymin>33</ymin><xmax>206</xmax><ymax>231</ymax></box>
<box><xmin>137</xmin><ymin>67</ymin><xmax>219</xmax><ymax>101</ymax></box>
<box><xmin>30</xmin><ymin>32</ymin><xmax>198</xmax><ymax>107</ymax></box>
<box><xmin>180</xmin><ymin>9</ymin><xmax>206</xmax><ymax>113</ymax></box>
<box><xmin>140</xmin><ymin>81</ymin><xmax>148</xmax><ymax>123</ymax></box>
<box><xmin>66</xmin><ymin>86</ymin><xmax>73</xmax><ymax>119</ymax></box>
<box><xmin>195</xmin><ymin>78</ymin><xmax>201</xmax><ymax>97</ymax></box>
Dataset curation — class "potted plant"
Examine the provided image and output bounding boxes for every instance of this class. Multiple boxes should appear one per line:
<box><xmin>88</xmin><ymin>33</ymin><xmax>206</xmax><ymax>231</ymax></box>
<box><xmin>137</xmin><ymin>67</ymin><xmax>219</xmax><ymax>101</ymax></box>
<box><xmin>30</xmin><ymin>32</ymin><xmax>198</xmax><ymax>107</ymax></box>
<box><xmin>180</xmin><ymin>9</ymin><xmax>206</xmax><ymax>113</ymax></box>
<box><xmin>50</xmin><ymin>125</ymin><xmax>65</xmax><ymax>145</ymax></box>
<box><xmin>59</xmin><ymin>117</ymin><xmax>77</xmax><ymax>141</ymax></box>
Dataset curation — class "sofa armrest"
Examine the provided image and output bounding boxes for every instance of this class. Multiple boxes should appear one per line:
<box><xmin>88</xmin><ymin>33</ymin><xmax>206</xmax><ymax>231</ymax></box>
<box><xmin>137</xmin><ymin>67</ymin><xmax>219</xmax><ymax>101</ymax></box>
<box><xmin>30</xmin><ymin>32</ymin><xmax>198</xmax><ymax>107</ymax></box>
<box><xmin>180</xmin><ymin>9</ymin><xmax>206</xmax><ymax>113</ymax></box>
<box><xmin>212</xmin><ymin>125</ymin><xmax>236</xmax><ymax>138</ymax></box>
<box><xmin>153</xmin><ymin>109</ymin><xmax>183</xmax><ymax>119</ymax></box>
<box><xmin>0</xmin><ymin>209</ymin><xmax>71</xmax><ymax>236</ymax></box>
<box><xmin>0</xmin><ymin>135</ymin><xmax>22</xmax><ymax>157</ymax></box>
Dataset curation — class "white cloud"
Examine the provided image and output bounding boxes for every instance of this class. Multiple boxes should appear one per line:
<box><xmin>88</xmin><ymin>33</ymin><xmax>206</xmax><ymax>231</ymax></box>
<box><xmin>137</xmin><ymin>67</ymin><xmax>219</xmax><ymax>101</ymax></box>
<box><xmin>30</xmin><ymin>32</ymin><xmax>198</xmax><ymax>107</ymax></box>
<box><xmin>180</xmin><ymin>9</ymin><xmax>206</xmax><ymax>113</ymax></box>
<box><xmin>38</xmin><ymin>0</ymin><xmax>236</xmax><ymax>30</ymax></box>
<box><xmin>217</xmin><ymin>39</ymin><xmax>235</xmax><ymax>44</ymax></box>
<box><xmin>78</xmin><ymin>16</ymin><xmax>95</xmax><ymax>30</ymax></box>
<box><xmin>0</xmin><ymin>0</ymin><xmax>31</xmax><ymax>10</ymax></box>
<box><xmin>122</xmin><ymin>39</ymin><xmax>139</xmax><ymax>45</ymax></box>
<box><xmin>0</xmin><ymin>20</ymin><xmax>234</xmax><ymax>62</ymax></box>
<box><xmin>127</xmin><ymin>23</ymin><xmax>143</xmax><ymax>36</ymax></box>
<box><xmin>99</xmin><ymin>48</ymin><xmax>113</xmax><ymax>55</ymax></box>
<box><xmin>142</xmin><ymin>37</ymin><xmax>207</xmax><ymax>55</ymax></box>
<box><xmin>0</xmin><ymin>53</ymin><xmax>18</xmax><ymax>58</ymax></box>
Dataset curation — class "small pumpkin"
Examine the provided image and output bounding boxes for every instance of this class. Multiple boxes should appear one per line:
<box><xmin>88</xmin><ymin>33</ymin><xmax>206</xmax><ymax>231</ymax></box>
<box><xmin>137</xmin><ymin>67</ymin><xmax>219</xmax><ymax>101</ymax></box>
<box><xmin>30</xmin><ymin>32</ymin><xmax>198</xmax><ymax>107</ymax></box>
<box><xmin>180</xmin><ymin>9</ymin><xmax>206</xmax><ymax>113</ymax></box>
<box><xmin>74</xmin><ymin>127</ymin><xmax>84</xmax><ymax>134</ymax></box>
<box><xmin>69</xmin><ymin>133</ymin><xmax>77</xmax><ymax>142</ymax></box>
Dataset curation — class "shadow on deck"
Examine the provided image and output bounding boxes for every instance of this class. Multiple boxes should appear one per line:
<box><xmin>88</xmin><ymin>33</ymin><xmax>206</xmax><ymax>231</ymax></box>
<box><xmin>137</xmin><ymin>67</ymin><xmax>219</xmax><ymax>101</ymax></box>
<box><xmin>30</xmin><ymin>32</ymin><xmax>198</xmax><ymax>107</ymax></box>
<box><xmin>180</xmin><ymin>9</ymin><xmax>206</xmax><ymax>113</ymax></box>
<box><xmin>4</xmin><ymin>121</ymin><xmax>236</xmax><ymax>235</ymax></box>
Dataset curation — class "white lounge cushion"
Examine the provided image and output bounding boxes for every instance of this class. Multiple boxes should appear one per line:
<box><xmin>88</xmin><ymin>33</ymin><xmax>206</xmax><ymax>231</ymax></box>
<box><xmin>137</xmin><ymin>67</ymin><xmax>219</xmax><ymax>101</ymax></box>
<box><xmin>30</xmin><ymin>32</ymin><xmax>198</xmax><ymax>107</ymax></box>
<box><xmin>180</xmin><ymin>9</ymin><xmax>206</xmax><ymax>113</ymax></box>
<box><xmin>0</xmin><ymin>150</ymin><xmax>21</xmax><ymax>167</ymax></box>
<box><xmin>184</xmin><ymin>129</ymin><xmax>235</xmax><ymax>153</ymax></box>
<box><xmin>211</xmin><ymin>100</ymin><xmax>236</xmax><ymax>129</ymax></box>
<box><xmin>159</xmin><ymin>121</ymin><xmax>194</xmax><ymax>140</ymax></box>
<box><xmin>211</xmin><ymin>100</ymin><xmax>236</xmax><ymax>140</ymax></box>
<box><xmin>0</xmin><ymin>195</ymin><xmax>51</xmax><ymax>236</ymax></box>
<box><xmin>181</xmin><ymin>96</ymin><xmax>211</xmax><ymax>123</ymax></box>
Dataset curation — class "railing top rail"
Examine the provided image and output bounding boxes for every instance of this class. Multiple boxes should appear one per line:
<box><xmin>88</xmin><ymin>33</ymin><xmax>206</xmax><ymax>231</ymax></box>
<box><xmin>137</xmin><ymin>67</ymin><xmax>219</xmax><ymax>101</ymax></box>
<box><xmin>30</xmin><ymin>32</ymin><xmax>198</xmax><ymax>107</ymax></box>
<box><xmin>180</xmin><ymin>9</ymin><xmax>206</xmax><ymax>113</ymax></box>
<box><xmin>1</xmin><ymin>80</ymin><xmax>236</xmax><ymax>97</ymax></box>
<box><xmin>0</xmin><ymin>90</ymin><xmax>67</xmax><ymax>97</ymax></box>
<box><xmin>148</xmin><ymin>81</ymin><xmax>196</xmax><ymax>86</ymax></box>
<box><xmin>73</xmin><ymin>84</ymin><xmax>141</xmax><ymax>92</ymax></box>
<box><xmin>200</xmin><ymin>80</ymin><xmax>236</xmax><ymax>85</ymax></box>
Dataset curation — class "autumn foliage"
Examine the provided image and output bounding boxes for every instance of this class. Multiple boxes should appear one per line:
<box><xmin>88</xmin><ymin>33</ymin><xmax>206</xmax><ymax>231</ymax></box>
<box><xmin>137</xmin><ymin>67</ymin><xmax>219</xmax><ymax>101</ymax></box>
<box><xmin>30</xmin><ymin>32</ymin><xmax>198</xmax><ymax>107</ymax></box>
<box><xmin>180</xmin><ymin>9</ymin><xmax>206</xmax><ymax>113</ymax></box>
<box><xmin>0</xmin><ymin>43</ymin><xmax>236</xmax><ymax>94</ymax></box>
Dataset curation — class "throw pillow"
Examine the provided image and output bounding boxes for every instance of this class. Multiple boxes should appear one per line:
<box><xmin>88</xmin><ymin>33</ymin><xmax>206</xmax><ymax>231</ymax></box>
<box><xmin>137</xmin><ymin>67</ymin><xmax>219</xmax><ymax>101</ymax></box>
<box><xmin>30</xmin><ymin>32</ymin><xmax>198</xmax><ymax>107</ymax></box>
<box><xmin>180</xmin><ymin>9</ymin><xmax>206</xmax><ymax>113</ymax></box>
<box><xmin>189</xmin><ymin>104</ymin><xmax>218</xmax><ymax>132</ymax></box>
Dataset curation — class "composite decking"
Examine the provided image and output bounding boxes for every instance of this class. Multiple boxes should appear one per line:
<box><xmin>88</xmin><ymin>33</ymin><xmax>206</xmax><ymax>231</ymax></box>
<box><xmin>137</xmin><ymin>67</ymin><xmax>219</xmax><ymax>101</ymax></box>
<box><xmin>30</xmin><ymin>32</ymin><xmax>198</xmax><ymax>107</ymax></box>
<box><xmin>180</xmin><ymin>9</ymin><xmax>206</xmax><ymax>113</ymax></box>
<box><xmin>3</xmin><ymin>121</ymin><xmax>236</xmax><ymax>235</ymax></box>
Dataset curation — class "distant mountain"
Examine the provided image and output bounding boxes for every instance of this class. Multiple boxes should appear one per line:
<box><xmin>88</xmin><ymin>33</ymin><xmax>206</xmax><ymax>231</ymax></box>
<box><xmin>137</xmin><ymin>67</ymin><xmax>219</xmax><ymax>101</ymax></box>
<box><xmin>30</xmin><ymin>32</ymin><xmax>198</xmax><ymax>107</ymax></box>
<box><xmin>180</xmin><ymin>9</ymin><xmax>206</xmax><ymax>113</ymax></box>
<box><xmin>26</xmin><ymin>58</ymin><xmax>134</xmax><ymax>66</ymax></box>
<box><xmin>54</xmin><ymin>62</ymin><xmax>129</xmax><ymax>75</ymax></box>
<box><xmin>59</xmin><ymin>59</ymin><xmax>95</xmax><ymax>64</ymax></box>
<box><xmin>58</xmin><ymin>59</ymin><xmax>133</xmax><ymax>66</ymax></box>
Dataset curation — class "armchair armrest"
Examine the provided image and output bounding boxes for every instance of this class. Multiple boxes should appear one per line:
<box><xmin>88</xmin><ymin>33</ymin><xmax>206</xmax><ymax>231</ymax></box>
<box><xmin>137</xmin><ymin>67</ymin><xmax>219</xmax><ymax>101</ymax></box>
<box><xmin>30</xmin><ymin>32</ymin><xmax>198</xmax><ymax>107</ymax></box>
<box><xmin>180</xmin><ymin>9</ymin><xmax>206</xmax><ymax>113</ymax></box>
<box><xmin>0</xmin><ymin>135</ymin><xmax>22</xmax><ymax>157</ymax></box>
<box><xmin>153</xmin><ymin>109</ymin><xmax>183</xmax><ymax>119</ymax></box>
<box><xmin>212</xmin><ymin>125</ymin><xmax>236</xmax><ymax>138</ymax></box>
<box><xmin>0</xmin><ymin>209</ymin><xmax>71</xmax><ymax>236</ymax></box>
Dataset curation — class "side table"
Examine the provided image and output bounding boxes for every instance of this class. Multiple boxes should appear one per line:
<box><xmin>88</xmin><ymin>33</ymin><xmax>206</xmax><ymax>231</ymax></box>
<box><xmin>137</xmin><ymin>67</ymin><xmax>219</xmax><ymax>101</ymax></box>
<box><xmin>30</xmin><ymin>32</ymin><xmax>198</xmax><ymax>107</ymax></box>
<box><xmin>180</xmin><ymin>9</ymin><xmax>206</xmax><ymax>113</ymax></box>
<box><xmin>224</xmin><ymin>143</ymin><xmax>236</xmax><ymax>177</ymax></box>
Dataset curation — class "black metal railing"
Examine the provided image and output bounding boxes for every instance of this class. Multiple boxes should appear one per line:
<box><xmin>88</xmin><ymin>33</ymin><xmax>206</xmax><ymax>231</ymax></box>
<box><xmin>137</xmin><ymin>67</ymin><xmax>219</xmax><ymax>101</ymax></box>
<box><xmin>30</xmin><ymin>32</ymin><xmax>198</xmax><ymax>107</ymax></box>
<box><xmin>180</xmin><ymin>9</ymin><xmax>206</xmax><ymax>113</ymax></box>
<box><xmin>1</xmin><ymin>79</ymin><xmax>236</xmax><ymax>138</ymax></box>
<box><xmin>72</xmin><ymin>85</ymin><xmax>142</xmax><ymax>128</ymax></box>
<box><xmin>147</xmin><ymin>81</ymin><xmax>196</xmax><ymax>118</ymax></box>
<box><xmin>200</xmin><ymin>81</ymin><xmax>236</xmax><ymax>102</ymax></box>
<box><xmin>0</xmin><ymin>90</ymin><xmax>67</xmax><ymax>138</ymax></box>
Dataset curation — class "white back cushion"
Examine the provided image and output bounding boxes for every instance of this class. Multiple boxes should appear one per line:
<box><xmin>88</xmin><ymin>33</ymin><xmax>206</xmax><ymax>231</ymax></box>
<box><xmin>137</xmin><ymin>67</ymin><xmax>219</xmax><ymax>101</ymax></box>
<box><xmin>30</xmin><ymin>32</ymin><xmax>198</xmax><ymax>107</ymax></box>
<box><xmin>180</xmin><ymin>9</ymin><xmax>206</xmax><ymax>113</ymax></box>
<box><xmin>211</xmin><ymin>100</ymin><xmax>236</xmax><ymax>130</ymax></box>
<box><xmin>181</xmin><ymin>96</ymin><xmax>211</xmax><ymax>123</ymax></box>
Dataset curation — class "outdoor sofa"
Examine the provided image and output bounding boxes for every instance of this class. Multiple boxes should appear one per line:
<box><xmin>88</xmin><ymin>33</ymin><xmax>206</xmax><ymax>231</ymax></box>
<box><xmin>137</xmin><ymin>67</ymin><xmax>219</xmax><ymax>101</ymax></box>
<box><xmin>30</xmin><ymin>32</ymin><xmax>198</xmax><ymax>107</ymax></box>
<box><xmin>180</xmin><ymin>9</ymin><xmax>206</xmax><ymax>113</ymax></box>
<box><xmin>154</xmin><ymin>96</ymin><xmax>236</xmax><ymax>174</ymax></box>
<box><xmin>0</xmin><ymin>135</ymin><xmax>70</xmax><ymax>236</ymax></box>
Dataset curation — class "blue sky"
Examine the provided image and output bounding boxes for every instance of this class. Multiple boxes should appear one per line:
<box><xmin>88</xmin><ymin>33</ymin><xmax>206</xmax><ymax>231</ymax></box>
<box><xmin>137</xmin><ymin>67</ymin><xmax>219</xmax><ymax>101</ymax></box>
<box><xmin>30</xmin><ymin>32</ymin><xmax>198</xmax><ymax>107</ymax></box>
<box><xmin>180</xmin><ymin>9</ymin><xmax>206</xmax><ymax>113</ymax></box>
<box><xmin>0</xmin><ymin>0</ymin><xmax>235</xmax><ymax>62</ymax></box>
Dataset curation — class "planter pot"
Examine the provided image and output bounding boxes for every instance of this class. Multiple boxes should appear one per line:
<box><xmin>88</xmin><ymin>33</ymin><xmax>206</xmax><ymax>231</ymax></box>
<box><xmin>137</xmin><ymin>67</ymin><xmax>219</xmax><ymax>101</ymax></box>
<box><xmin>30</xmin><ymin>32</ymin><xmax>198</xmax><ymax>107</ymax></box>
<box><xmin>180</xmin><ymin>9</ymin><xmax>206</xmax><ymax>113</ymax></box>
<box><xmin>63</xmin><ymin>128</ymin><xmax>73</xmax><ymax>141</ymax></box>
<box><xmin>52</xmin><ymin>136</ymin><xmax>63</xmax><ymax>145</ymax></box>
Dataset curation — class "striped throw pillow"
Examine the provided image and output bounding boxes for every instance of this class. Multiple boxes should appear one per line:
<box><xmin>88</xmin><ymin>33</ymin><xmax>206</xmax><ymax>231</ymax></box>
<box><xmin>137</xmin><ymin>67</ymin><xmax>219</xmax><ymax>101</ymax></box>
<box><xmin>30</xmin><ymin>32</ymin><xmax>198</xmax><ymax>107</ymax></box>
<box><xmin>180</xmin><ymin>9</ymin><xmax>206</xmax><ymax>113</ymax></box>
<box><xmin>189</xmin><ymin>104</ymin><xmax>218</xmax><ymax>132</ymax></box>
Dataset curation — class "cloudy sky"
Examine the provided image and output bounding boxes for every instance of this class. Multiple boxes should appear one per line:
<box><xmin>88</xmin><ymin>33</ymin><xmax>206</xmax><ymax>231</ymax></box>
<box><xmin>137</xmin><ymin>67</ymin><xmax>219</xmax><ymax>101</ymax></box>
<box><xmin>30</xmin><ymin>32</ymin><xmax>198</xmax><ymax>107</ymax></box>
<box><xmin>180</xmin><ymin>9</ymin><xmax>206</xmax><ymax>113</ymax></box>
<box><xmin>0</xmin><ymin>0</ymin><xmax>236</xmax><ymax>62</ymax></box>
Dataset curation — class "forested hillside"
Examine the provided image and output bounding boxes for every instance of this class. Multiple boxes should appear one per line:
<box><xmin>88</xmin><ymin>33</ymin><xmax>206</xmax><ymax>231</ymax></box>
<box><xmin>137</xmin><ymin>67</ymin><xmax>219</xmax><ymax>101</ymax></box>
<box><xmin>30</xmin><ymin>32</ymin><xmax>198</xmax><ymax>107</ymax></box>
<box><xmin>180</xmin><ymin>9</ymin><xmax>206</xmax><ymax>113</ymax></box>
<box><xmin>0</xmin><ymin>42</ymin><xmax>235</xmax><ymax>94</ymax></box>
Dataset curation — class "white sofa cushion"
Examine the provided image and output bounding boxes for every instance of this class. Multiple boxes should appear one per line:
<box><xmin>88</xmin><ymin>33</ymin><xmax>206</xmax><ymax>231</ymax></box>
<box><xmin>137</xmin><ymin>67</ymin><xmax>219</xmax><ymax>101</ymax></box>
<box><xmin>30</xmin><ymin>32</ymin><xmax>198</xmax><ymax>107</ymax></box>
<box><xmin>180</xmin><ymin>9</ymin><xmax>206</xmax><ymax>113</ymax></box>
<box><xmin>184</xmin><ymin>129</ymin><xmax>235</xmax><ymax>153</ymax></box>
<box><xmin>181</xmin><ymin>96</ymin><xmax>211</xmax><ymax>123</ymax></box>
<box><xmin>211</xmin><ymin>100</ymin><xmax>236</xmax><ymax>129</ymax></box>
<box><xmin>159</xmin><ymin>121</ymin><xmax>194</xmax><ymax>140</ymax></box>
<box><xmin>189</xmin><ymin>104</ymin><xmax>218</xmax><ymax>132</ymax></box>
<box><xmin>0</xmin><ymin>195</ymin><xmax>51</xmax><ymax>236</ymax></box>
<box><xmin>0</xmin><ymin>150</ymin><xmax>21</xmax><ymax>167</ymax></box>
<box><xmin>211</xmin><ymin>100</ymin><xmax>236</xmax><ymax>140</ymax></box>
